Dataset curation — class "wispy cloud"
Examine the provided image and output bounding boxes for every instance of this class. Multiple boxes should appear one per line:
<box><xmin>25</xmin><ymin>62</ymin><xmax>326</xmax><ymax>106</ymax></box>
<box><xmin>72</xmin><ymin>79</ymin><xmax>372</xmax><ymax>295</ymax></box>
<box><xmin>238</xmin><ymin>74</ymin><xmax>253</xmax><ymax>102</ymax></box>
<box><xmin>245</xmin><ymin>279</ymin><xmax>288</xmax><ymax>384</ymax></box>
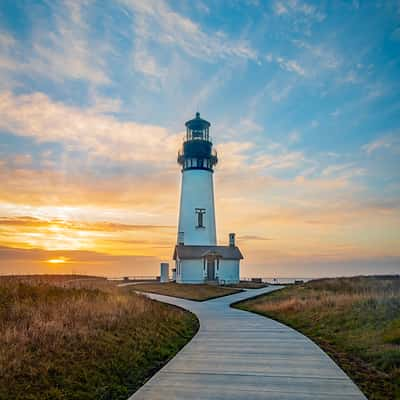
<box><xmin>0</xmin><ymin>31</ymin><xmax>22</xmax><ymax>90</ymax></box>
<box><xmin>238</xmin><ymin>235</ymin><xmax>274</xmax><ymax>241</ymax></box>
<box><xmin>292</xmin><ymin>40</ymin><xmax>341</xmax><ymax>70</ymax></box>
<box><xmin>0</xmin><ymin>216</ymin><xmax>173</xmax><ymax>232</ymax></box>
<box><xmin>321</xmin><ymin>163</ymin><xmax>365</xmax><ymax>180</ymax></box>
<box><xmin>288</xmin><ymin>130</ymin><xmax>301</xmax><ymax>144</ymax></box>
<box><xmin>330</xmin><ymin>109</ymin><xmax>341</xmax><ymax>118</ymax></box>
<box><xmin>0</xmin><ymin>31</ymin><xmax>18</xmax><ymax>71</ymax></box>
<box><xmin>252</xmin><ymin>151</ymin><xmax>305</xmax><ymax>170</ymax></box>
<box><xmin>0</xmin><ymin>1</ymin><xmax>111</xmax><ymax>87</ymax></box>
<box><xmin>133</xmin><ymin>44</ymin><xmax>167</xmax><ymax>82</ymax></box>
<box><xmin>122</xmin><ymin>0</ymin><xmax>257</xmax><ymax>82</ymax></box>
<box><xmin>321</xmin><ymin>163</ymin><xmax>354</xmax><ymax>177</ymax></box>
<box><xmin>89</xmin><ymin>92</ymin><xmax>122</xmax><ymax>114</ymax></box>
<box><xmin>273</xmin><ymin>0</ymin><xmax>326</xmax><ymax>22</ymax></box>
<box><xmin>278</xmin><ymin>57</ymin><xmax>306</xmax><ymax>76</ymax></box>
<box><xmin>273</xmin><ymin>2</ymin><xmax>289</xmax><ymax>15</ymax></box>
<box><xmin>30</xmin><ymin>1</ymin><xmax>110</xmax><ymax>84</ymax></box>
<box><xmin>266</xmin><ymin>53</ymin><xmax>307</xmax><ymax>76</ymax></box>
<box><xmin>362</xmin><ymin>133</ymin><xmax>400</xmax><ymax>155</ymax></box>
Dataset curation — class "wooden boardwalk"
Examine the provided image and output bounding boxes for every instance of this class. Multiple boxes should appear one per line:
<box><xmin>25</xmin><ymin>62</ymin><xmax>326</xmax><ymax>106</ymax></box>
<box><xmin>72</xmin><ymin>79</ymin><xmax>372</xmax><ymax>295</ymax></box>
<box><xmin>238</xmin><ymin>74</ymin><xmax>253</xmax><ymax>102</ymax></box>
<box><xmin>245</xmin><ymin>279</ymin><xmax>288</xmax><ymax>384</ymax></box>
<box><xmin>129</xmin><ymin>287</ymin><xmax>366</xmax><ymax>400</ymax></box>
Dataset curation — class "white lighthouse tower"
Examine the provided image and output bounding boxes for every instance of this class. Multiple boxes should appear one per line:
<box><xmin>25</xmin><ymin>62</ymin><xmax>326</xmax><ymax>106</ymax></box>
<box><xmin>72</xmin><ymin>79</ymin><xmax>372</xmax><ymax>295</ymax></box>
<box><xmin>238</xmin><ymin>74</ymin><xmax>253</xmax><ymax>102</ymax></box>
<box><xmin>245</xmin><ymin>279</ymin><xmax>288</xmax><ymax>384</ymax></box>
<box><xmin>173</xmin><ymin>113</ymin><xmax>243</xmax><ymax>284</ymax></box>
<box><xmin>177</xmin><ymin>112</ymin><xmax>217</xmax><ymax>246</ymax></box>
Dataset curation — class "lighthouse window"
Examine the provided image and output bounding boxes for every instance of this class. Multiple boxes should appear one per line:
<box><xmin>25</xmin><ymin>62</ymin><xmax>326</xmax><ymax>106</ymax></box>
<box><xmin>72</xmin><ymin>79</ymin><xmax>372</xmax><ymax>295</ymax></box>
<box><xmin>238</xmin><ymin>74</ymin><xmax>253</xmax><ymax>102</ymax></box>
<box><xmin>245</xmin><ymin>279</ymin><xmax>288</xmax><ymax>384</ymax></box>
<box><xmin>195</xmin><ymin>208</ymin><xmax>206</xmax><ymax>228</ymax></box>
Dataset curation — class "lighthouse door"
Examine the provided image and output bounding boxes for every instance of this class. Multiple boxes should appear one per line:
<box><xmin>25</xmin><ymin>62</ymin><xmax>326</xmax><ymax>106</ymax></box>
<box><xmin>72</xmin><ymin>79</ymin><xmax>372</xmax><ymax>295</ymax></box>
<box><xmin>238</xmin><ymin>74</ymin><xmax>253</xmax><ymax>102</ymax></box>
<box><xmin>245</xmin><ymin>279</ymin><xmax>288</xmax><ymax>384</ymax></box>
<box><xmin>206</xmin><ymin>259</ymin><xmax>215</xmax><ymax>280</ymax></box>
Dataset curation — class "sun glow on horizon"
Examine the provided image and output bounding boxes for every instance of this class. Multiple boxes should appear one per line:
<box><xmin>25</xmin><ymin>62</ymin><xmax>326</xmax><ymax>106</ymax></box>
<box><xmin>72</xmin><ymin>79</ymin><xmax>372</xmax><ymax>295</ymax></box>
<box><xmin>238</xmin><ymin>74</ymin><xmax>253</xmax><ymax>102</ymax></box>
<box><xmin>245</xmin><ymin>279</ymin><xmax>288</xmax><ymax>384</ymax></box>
<box><xmin>47</xmin><ymin>257</ymin><xmax>68</xmax><ymax>264</ymax></box>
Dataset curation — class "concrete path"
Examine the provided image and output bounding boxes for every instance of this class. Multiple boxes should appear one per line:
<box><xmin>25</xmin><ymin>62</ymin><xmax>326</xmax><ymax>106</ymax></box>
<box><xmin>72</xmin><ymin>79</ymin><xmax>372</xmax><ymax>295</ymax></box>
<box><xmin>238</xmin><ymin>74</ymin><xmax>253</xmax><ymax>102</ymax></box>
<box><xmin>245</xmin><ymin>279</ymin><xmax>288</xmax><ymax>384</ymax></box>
<box><xmin>129</xmin><ymin>287</ymin><xmax>367</xmax><ymax>400</ymax></box>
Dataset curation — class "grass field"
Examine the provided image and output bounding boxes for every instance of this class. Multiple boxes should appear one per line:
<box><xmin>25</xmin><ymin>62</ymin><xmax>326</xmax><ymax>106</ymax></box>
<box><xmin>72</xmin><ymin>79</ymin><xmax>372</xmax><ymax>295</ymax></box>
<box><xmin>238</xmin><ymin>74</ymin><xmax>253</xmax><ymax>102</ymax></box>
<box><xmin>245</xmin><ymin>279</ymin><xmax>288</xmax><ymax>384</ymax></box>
<box><xmin>0</xmin><ymin>275</ymin><xmax>198</xmax><ymax>400</ymax></box>
<box><xmin>133</xmin><ymin>282</ymin><xmax>241</xmax><ymax>301</ymax></box>
<box><xmin>227</xmin><ymin>281</ymin><xmax>269</xmax><ymax>289</ymax></box>
<box><xmin>235</xmin><ymin>276</ymin><xmax>400</xmax><ymax>400</ymax></box>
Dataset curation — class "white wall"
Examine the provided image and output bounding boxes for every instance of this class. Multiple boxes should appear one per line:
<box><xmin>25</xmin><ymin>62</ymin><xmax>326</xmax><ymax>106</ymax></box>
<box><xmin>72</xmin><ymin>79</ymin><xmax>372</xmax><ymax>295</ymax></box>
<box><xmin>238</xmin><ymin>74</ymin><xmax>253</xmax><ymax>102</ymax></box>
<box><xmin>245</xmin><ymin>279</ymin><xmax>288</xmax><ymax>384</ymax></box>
<box><xmin>176</xmin><ymin>259</ymin><xmax>205</xmax><ymax>284</ymax></box>
<box><xmin>177</xmin><ymin>169</ymin><xmax>217</xmax><ymax>245</ymax></box>
<box><xmin>176</xmin><ymin>258</ymin><xmax>240</xmax><ymax>284</ymax></box>
<box><xmin>217</xmin><ymin>259</ymin><xmax>240</xmax><ymax>284</ymax></box>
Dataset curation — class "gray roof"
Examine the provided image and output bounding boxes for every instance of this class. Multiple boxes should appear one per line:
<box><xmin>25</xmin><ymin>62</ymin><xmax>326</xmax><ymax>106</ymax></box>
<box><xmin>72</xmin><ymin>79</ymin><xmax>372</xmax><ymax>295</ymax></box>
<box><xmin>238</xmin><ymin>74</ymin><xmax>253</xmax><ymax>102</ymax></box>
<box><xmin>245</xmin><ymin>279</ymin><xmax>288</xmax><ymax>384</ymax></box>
<box><xmin>173</xmin><ymin>245</ymin><xmax>243</xmax><ymax>260</ymax></box>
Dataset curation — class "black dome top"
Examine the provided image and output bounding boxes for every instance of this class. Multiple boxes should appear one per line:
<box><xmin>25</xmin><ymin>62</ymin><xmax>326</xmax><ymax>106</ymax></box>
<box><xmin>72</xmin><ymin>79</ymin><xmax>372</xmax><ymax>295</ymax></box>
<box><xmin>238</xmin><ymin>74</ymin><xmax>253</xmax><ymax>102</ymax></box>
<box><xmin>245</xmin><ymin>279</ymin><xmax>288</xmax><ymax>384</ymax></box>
<box><xmin>185</xmin><ymin>112</ymin><xmax>211</xmax><ymax>130</ymax></box>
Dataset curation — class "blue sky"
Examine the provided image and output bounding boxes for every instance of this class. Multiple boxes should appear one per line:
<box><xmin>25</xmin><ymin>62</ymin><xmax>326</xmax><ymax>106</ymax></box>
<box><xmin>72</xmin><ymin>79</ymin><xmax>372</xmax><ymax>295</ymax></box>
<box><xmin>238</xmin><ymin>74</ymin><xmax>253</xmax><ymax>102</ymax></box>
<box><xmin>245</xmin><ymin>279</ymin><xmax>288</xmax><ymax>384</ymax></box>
<box><xmin>0</xmin><ymin>0</ymin><xmax>399</xmax><ymax>277</ymax></box>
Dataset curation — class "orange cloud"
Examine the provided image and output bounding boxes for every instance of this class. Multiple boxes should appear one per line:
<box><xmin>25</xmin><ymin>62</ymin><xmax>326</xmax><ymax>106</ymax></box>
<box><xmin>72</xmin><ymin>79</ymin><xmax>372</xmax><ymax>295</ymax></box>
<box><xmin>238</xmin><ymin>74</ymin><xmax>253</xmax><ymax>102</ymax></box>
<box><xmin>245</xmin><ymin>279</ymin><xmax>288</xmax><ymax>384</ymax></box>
<box><xmin>0</xmin><ymin>216</ymin><xmax>176</xmax><ymax>259</ymax></box>
<box><xmin>0</xmin><ymin>162</ymin><xmax>178</xmax><ymax>208</ymax></box>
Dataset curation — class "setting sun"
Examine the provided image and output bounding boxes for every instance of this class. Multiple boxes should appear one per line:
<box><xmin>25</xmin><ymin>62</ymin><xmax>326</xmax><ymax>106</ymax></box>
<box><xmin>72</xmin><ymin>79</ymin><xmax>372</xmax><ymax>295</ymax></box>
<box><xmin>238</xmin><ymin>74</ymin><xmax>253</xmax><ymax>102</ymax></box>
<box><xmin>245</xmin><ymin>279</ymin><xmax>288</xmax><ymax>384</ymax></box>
<box><xmin>47</xmin><ymin>258</ymin><xmax>67</xmax><ymax>264</ymax></box>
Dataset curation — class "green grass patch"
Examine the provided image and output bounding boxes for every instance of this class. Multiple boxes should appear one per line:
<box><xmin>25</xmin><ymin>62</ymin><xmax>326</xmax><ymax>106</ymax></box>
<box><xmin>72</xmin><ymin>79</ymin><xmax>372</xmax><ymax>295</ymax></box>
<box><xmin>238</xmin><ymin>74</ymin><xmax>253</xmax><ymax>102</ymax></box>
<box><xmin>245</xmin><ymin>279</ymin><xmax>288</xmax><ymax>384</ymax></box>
<box><xmin>133</xmin><ymin>282</ymin><xmax>241</xmax><ymax>301</ymax></box>
<box><xmin>226</xmin><ymin>281</ymin><xmax>269</xmax><ymax>289</ymax></box>
<box><xmin>234</xmin><ymin>276</ymin><xmax>400</xmax><ymax>400</ymax></box>
<box><xmin>0</xmin><ymin>277</ymin><xmax>198</xmax><ymax>400</ymax></box>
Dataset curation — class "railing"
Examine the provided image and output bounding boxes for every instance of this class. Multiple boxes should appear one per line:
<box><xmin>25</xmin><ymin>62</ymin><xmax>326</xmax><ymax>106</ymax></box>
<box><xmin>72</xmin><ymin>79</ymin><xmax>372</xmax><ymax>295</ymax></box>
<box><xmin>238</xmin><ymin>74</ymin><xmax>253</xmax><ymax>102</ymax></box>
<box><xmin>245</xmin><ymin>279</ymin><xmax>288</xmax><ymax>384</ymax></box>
<box><xmin>181</xmin><ymin>134</ymin><xmax>213</xmax><ymax>144</ymax></box>
<box><xmin>240</xmin><ymin>277</ymin><xmax>314</xmax><ymax>284</ymax></box>
<box><xmin>108</xmin><ymin>276</ymin><xmax>159</xmax><ymax>281</ymax></box>
<box><xmin>177</xmin><ymin>147</ymin><xmax>218</xmax><ymax>160</ymax></box>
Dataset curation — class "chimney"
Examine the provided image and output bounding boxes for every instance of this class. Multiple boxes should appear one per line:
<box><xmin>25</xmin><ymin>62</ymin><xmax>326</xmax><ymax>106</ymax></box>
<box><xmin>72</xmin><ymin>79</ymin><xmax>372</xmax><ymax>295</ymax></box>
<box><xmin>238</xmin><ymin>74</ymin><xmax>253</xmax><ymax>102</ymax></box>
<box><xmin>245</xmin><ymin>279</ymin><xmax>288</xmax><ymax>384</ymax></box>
<box><xmin>229</xmin><ymin>233</ymin><xmax>235</xmax><ymax>247</ymax></box>
<box><xmin>178</xmin><ymin>231</ymin><xmax>184</xmax><ymax>245</ymax></box>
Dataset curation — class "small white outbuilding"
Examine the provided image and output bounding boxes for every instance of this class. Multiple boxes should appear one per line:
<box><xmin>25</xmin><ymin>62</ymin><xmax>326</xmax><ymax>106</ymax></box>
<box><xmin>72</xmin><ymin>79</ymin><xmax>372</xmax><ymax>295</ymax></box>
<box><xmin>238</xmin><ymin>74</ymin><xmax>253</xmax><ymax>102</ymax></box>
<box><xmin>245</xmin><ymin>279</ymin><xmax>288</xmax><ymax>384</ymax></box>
<box><xmin>173</xmin><ymin>240</ymin><xmax>243</xmax><ymax>284</ymax></box>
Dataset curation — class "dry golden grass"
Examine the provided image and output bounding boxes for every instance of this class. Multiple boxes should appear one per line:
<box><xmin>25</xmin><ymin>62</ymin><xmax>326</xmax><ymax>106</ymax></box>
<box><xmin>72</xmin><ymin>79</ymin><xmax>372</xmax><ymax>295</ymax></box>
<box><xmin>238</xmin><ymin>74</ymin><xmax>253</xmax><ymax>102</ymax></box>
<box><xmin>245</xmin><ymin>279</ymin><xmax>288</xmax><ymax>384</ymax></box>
<box><xmin>133</xmin><ymin>282</ymin><xmax>241</xmax><ymax>301</ymax></box>
<box><xmin>0</xmin><ymin>273</ymin><xmax>105</xmax><ymax>284</ymax></box>
<box><xmin>0</xmin><ymin>275</ymin><xmax>198</xmax><ymax>400</ymax></box>
<box><xmin>1</xmin><ymin>284</ymin><xmax>143</xmax><ymax>367</ymax></box>
<box><xmin>236</xmin><ymin>276</ymin><xmax>400</xmax><ymax>400</ymax></box>
<box><xmin>0</xmin><ymin>274</ymin><xmax>117</xmax><ymax>290</ymax></box>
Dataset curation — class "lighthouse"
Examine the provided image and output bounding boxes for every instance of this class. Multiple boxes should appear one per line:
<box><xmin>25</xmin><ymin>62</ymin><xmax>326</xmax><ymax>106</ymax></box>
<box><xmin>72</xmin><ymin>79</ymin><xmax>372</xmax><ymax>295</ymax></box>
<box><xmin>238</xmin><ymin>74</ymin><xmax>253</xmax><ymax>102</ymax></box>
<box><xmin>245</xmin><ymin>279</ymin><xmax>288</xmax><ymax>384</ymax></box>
<box><xmin>173</xmin><ymin>113</ymin><xmax>243</xmax><ymax>284</ymax></box>
<box><xmin>177</xmin><ymin>112</ymin><xmax>217</xmax><ymax>246</ymax></box>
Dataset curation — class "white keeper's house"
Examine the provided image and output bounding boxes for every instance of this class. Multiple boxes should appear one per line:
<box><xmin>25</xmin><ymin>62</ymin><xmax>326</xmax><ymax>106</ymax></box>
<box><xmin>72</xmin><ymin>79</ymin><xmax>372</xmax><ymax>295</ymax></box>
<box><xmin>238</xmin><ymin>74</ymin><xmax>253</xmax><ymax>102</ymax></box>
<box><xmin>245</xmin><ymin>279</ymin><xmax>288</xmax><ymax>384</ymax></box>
<box><xmin>173</xmin><ymin>113</ymin><xmax>243</xmax><ymax>284</ymax></box>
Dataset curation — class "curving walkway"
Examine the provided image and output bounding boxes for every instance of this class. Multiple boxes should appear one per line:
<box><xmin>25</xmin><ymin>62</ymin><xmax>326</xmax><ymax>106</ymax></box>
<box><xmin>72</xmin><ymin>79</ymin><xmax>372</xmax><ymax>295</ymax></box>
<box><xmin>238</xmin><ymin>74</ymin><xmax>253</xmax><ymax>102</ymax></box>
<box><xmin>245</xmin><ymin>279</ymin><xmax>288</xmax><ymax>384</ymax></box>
<box><xmin>129</xmin><ymin>287</ymin><xmax>366</xmax><ymax>400</ymax></box>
